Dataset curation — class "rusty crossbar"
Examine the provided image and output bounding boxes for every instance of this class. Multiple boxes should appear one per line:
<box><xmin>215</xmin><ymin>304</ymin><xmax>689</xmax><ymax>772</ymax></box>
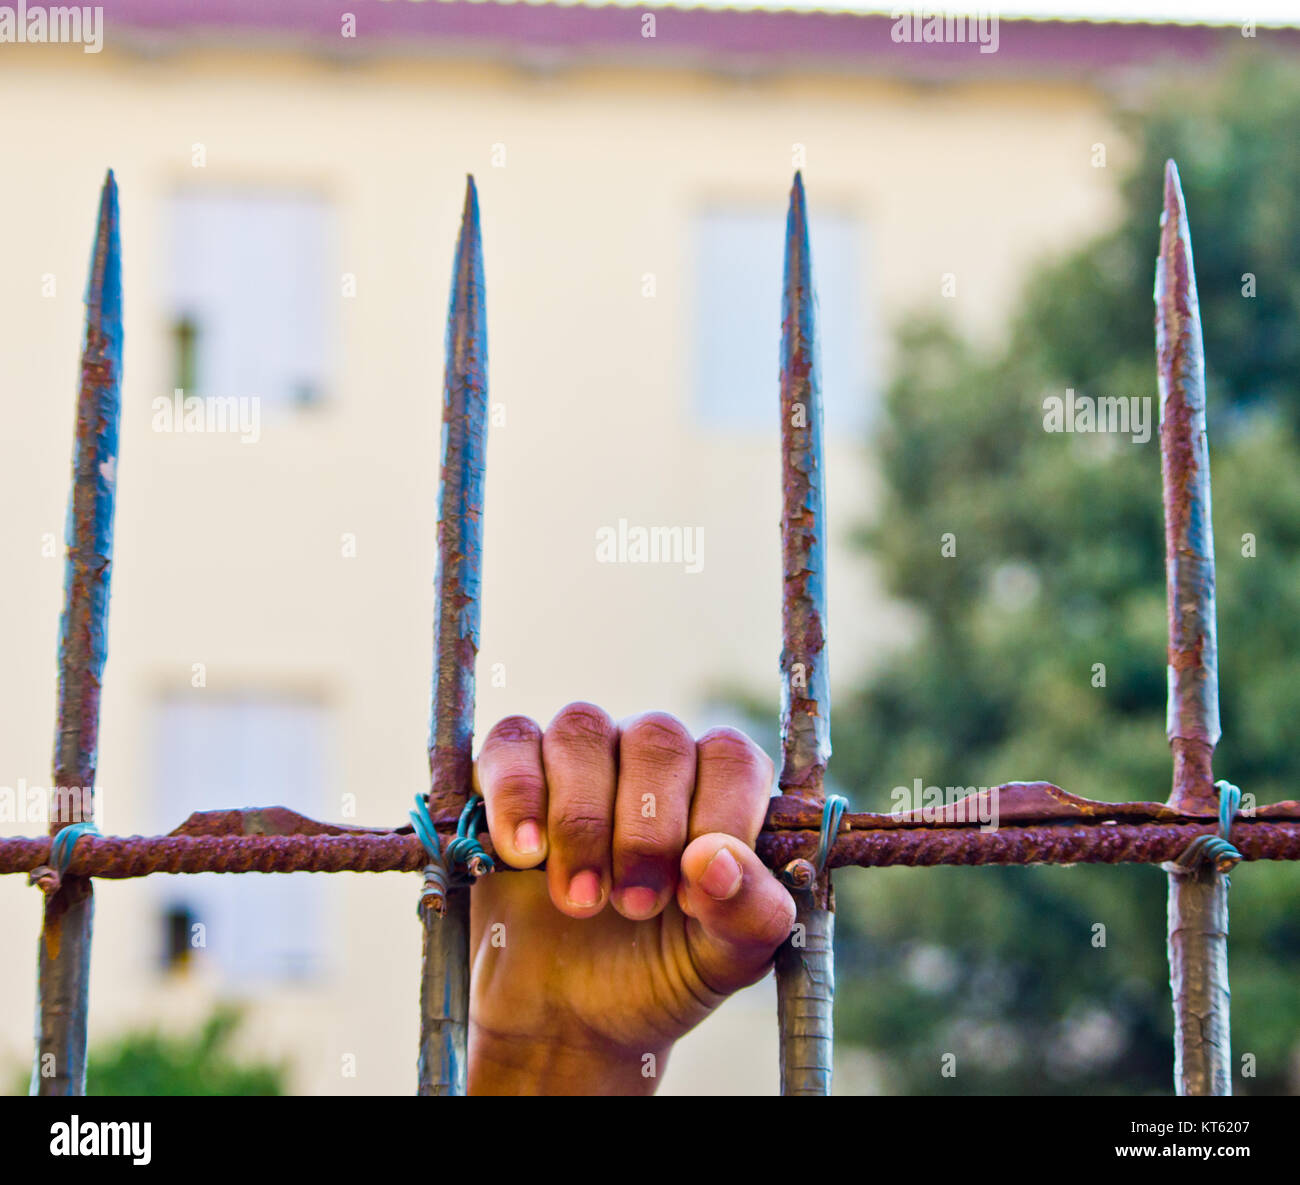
<box><xmin>2</xmin><ymin>164</ymin><xmax>1298</xmax><ymax>1098</ymax></box>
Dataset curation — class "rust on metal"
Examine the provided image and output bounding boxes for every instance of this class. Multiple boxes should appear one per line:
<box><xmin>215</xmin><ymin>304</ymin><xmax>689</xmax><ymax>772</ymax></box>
<box><xmin>428</xmin><ymin>176</ymin><xmax>488</xmax><ymax>821</ymax></box>
<box><xmin>1</xmin><ymin>165</ymin><xmax>1295</xmax><ymax>1099</ymax></box>
<box><xmin>1156</xmin><ymin>159</ymin><xmax>1232</xmax><ymax>1097</ymax></box>
<box><xmin>169</xmin><ymin>807</ymin><xmax>393</xmax><ymax>837</ymax></box>
<box><xmin>768</xmin><ymin>820</ymin><xmax>1300</xmax><ymax>869</ymax></box>
<box><xmin>2</xmin><ymin>832</ymin><xmax>427</xmax><ymax>876</ymax></box>
<box><xmin>419</xmin><ymin>175</ymin><xmax>489</xmax><ymax>1098</ymax></box>
<box><xmin>7</xmin><ymin>813</ymin><xmax>1299</xmax><ymax>879</ymax></box>
<box><xmin>766</xmin><ymin>782</ymin><xmax>1300</xmax><ymax>831</ymax></box>
<box><xmin>778</xmin><ymin>171</ymin><xmax>831</xmax><ymax>804</ymax></box>
<box><xmin>33</xmin><ymin>171</ymin><xmax>122</xmax><ymax>1098</ymax></box>
<box><xmin>775</xmin><ymin>172</ymin><xmax>837</xmax><ymax>1098</ymax></box>
<box><xmin>1157</xmin><ymin>159</ymin><xmax>1219</xmax><ymax>817</ymax></box>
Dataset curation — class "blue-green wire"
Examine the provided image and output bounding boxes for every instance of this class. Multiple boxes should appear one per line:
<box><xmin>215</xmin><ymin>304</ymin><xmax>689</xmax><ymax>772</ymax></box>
<box><xmin>445</xmin><ymin>797</ymin><xmax>494</xmax><ymax>873</ymax></box>
<box><xmin>49</xmin><ymin>821</ymin><xmax>101</xmax><ymax>875</ymax></box>
<box><xmin>1175</xmin><ymin>780</ymin><xmax>1243</xmax><ymax>875</ymax></box>
<box><xmin>410</xmin><ymin>793</ymin><xmax>494</xmax><ymax>875</ymax></box>
<box><xmin>813</xmin><ymin>794</ymin><xmax>848</xmax><ymax>877</ymax></box>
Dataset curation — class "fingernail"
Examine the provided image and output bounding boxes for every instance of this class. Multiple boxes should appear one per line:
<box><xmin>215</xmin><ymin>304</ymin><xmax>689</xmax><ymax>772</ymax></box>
<box><xmin>566</xmin><ymin>870</ymin><xmax>603</xmax><ymax>909</ymax></box>
<box><xmin>699</xmin><ymin>848</ymin><xmax>743</xmax><ymax>900</ymax></box>
<box><xmin>513</xmin><ymin>819</ymin><xmax>542</xmax><ymax>856</ymax></box>
<box><xmin>618</xmin><ymin>886</ymin><xmax>660</xmax><ymax>920</ymax></box>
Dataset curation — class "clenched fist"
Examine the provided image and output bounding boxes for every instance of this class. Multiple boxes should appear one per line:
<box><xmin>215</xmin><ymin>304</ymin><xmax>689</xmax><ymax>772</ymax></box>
<box><xmin>468</xmin><ymin>703</ymin><xmax>795</xmax><ymax>1094</ymax></box>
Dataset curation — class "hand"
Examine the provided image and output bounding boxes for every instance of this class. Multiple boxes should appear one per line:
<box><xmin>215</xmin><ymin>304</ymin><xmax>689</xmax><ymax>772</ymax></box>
<box><xmin>467</xmin><ymin>703</ymin><xmax>795</xmax><ymax>1095</ymax></box>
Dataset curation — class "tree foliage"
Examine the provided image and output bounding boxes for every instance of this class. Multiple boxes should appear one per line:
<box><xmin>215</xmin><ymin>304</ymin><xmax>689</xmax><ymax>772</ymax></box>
<box><xmin>84</xmin><ymin>1005</ymin><xmax>286</xmax><ymax>1096</ymax></box>
<box><xmin>831</xmin><ymin>56</ymin><xmax>1300</xmax><ymax>1095</ymax></box>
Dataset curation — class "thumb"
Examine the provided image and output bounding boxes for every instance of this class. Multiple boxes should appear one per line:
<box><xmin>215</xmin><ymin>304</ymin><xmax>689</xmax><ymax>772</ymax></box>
<box><xmin>677</xmin><ymin>834</ymin><xmax>796</xmax><ymax>997</ymax></box>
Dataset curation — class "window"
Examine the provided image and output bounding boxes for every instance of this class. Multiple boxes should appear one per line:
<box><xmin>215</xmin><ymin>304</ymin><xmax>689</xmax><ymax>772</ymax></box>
<box><xmin>162</xmin><ymin>904</ymin><xmax>196</xmax><ymax>972</ymax></box>
<box><xmin>692</xmin><ymin>207</ymin><xmax>870</xmax><ymax>436</ymax></box>
<box><xmin>150</xmin><ymin>697</ymin><xmax>333</xmax><ymax>984</ymax></box>
<box><xmin>166</xmin><ymin>190</ymin><xmax>334</xmax><ymax>409</ymax></box>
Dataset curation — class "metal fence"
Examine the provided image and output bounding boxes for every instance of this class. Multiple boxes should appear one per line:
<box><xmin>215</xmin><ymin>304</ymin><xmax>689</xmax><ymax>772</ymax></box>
<box><xmin>3</xmin><ymin>164</ymin><xmax>1298</xmax><ymax>1097</ymax></box>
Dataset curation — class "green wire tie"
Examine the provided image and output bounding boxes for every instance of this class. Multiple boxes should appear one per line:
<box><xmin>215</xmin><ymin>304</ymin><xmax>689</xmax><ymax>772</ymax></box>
<box><xmin>29</xmin><ymin>820</ymin><xmax>101</xmax><ymax>895</ymax></box>
<box><xmin>1174</xmin><ymin>780</ymin><xmax>1244</xmax><ymax>880</ymax></box>
<box><xmin>445</xmin><ymin>796</ymin><xmax>495</xmax><ymax>877</ymax></box>
<box><xmin>410</xmin><ymin>794</ymin><xmax>494</xmax><ymax>920</ymax></box>
<box><xmin>780</xmin><ymin>793</ymin><xmax>848</xmax><ymax>889</ymax></box>
<box><xmin>50</xmin><ymin>821</ymin><xmax>102</xmax><ymax>874</ymax></box>
<box><xmin>814</xmin><ymin>794</ymin><xmax>848</xmax><ymax>877</ymax></box>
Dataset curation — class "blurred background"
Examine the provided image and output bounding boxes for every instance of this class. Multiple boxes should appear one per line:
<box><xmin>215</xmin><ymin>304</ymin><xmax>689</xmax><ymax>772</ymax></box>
<box><xmin>1</xmin><ymin>0</ymin><xmax>1298</xmax><ymax>1095</ymax></box>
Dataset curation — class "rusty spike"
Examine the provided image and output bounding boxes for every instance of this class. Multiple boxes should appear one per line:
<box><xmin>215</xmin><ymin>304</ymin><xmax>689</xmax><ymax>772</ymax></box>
<box><xmin>419</xmin><ymin>176</ymin><xmax>488</xmax><ymax>1098</ymax></box>
<box><xmin>1156</xmin><ymin>159</ymin><xmax>1231</xmax><ymax>1098</ymax></box>
<box><xmin>1157</xmin><ymin>158</ymin><xmax>1220</xmax><ymax>815</ymax></box>
<box><xmin>34</xmin><ymin>170</ymin><xmax>122</xmax><ymax>1097</ymax></box>
<box><xmin>778</xmin><ymin>171</ymin><xmax>831</xmax><ymax>802</ymax></box>
<box><xmin>774</xmin><ymin>173</ymin><xmax>836</xmax><ymax>1098</ymax></box>
<box><xmin>428</xmin><ymin>175</ymin><xmax>488</xmax><ymax>821</ymax></box>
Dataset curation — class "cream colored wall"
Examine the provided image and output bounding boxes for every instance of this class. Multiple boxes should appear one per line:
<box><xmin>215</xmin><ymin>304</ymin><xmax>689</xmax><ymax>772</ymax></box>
<box><xmin>0</xmin><ymin>44</ymin><xmax>1121</xmax><ymax>1094</ymax></box>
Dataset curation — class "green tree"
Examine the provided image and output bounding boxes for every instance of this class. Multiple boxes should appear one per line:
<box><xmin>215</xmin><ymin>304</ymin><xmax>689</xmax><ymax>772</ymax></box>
<box><xmin>831</xmin><ymin>55</ymin><xmax>1300</xmax><ymax>1094</ymax></box>
<box><xmin>9</xmin><ymin>1005</ymin><xmax>288</xmax><ymax>1095</ymax></box>
<box><xmin>86</xmin><ymin>1005</ymin><xmax>286</xmax><ymax>1095</ymax></box>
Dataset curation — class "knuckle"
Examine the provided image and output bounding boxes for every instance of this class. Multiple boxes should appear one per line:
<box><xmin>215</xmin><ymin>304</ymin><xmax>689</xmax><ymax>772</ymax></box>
<box><xmin>487</xmin><ymin>769</ymin><xmax>545</xmax><ymax>814</ymax></box>
<box><xmin>546</xmin><ymin>702</ymin><xmax>616</xmax><ymax>752</ymax></box>
<box><xmin>622</xmin><ymin>712</ymin><xmax>695</xmax><ymax>767</ymax></box>
<box><xmin>553</xmin><ymin>803</ymin><xmax>611</xmax><ymax>848</ymax></box>
<box><xmin>485</xmin><ymin>715</ymin><xmax>542</xmax><ymax>748</ymax></box>
<box><xmin>697</xmin><ymin>727</ymin><xmax>773</xmax><ymax>782</ymax></box>
<box><xmin>616</xmin><ymin>821</ymin><xmax>675</xmax><ymax>862</ymax></box>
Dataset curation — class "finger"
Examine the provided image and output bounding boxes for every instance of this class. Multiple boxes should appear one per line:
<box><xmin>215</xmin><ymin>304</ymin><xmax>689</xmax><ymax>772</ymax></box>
<box><xmin>677</xmin><ymin>835</ymin><xmax>796</xmax><ymax>995</ymax></box>
<box><xmin>612</xmin><ymin>712</ymin><xmax>695</xmax><ymax>921</ymax></box>
<box><xmin>475</xmin><ymin>715</ymin><xmax>548</xmax><ymax>868</ymax></box>
<box><xmin>542</xmin><ymin>701</ymin><xmax>619</xmax><ymax>918</ymax></box>
<box><xmin>688</xmin><ymin>727</ymin><xmax>774</xmax><ymax>847</ymax></box>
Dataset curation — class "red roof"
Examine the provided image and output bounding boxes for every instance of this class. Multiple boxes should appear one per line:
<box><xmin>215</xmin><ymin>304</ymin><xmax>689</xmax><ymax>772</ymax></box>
<box><xmin>106</xmin><ymin>1</ymin><xmax>1298</xmax><ymax>79</ymax></box>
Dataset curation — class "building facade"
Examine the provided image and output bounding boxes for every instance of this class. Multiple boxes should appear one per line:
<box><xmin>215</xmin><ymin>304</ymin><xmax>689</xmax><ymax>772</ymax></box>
<box><xmin>0</xmin><ymin>2</ymin><xmax>1269</xmax><ymax>1093</ymax></box>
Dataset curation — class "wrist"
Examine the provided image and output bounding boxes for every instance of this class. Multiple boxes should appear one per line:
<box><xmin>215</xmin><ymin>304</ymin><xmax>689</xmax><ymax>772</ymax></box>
<box><xmin>469</xmin><ymin>1024</ymin><xmax>667</xmax><ymax>1096</ymax></box>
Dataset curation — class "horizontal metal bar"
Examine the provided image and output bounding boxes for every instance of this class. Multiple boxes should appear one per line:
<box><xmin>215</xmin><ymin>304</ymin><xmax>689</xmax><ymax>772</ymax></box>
<box><xmin>3</xmin><ymin>817</ymin><xmax>1299</xmax><ymax>878</ymax></box>
<box><xmin>766</xmin><ymin>792</ymin><xmax>1300</xmax><ymax>830</ymax></box>
<box><xmin>788</xmin><ymin>821</ymin><xmax>1300</xmax><ymax>869</ymax></box>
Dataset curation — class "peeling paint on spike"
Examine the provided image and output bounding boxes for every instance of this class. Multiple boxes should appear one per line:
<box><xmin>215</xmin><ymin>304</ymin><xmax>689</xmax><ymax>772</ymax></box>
<box><xmin>34</xmin><ymin>169</ymin><xmax>122</xmax><ymax>1097</ymax></box>
<box><xmin>55</xmin><ymin>169</ymin><xmax>122</xmax><ymax>801</ymax></box>
<box><xmin>1156</xmin><ymin>160</ymin><xmax>1231</xmax><ymax>1099</ymax></box>
<box><xmin>779</xmin><ymin>170</ymin><xmax>831</xmax><ymax>803</ymax></box>
<box><xmin>775</xmin><ymin>172</ymin><xmax>836</xmax><ymax>1100</ymax></box>
<box><xmin>428</xmin><ymin>175</ymin><xmax>488</xmax><ymax>821</ymax></box>
<box><xmin>419</xmin><ymin>176</ymin><xmax>488</xmax><ymax>1099</ymax></box>
<box><xmin>1156</xmin><ymin>158</ymin><xmax>1220</xmax><ymax>814</ymax></box>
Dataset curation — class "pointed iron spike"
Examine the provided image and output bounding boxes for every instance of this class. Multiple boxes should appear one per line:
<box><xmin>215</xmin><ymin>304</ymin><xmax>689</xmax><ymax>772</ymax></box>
<box><xmin>428</xmin><ymin>173</ymin><xmax>487</xmax><ymax>820</ymax></box>
<box><xmin>34</xmin><ymin>170</ymin><xmax>124</xmax><ymax>1098</ymax></box>
<box><xmin>778</xmin><ymin>170</ymin><xmax>830</xmax><ymax>802</ymax></box>
<box><xmin>420</xmin><ymin>177</ymin><xmax>488</xmax><ymax>1098</ymax></box>
<box><xmin>1156</xmin><ymin>161</ymin><xmax>1231</xmax><ymax>1098</ymax></box>
<box><xmin>1156</xmin><ymin>158</ymin><xmax>1219</xmax><ymax>813</ymax></box>
<box><xmin>775</xmin><ymin>173</ymin><xmax>835</xmax><ymax>1099</ymax></box>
